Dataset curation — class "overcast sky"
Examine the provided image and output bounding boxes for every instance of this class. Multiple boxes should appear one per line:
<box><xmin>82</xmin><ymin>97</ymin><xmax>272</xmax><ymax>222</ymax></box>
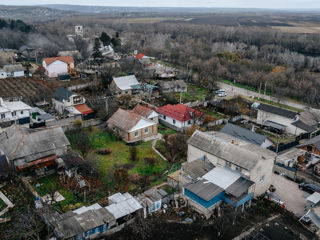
<box><xmin>1</xmin><ymin>0</ymin><xmax>320</xmax><ymax>9</ymax></box>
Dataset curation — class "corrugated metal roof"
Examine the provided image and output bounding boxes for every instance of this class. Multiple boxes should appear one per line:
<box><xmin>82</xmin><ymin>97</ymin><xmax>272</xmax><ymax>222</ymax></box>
<box><xmin>185</xmin><ymin>179</ymin><xmax>223</xmax><ymax>201</ymax></box>
<box><xmin>106</xmin><ymin>192</ymin><xmax>142</xmax><ymax>219</ymax></box>
<box><xmin>220</xmin><ymin>123</ymin><xmax>268</xmax><ymax>146</ymax></box>
<box><xmin>181</xmin><ymin>159</ymin><xmax>215</xmax><ymax>180</ymax></box>
<box><xmin>203</xmin><ymin>167</ymin><xmax>240</xmax><ymax>189</ymax></box>
<box><xmin>225</xmin><ymin>177</ymin><xmax>255</xmax><ymax>198</ymax></box>
<box><xmin>263</xmin><ymin>120</ymin><xmax>286</xmax><ymax>130</ymax></box>
<box><xmin>307</xmin><ymin>192</ymin><xmax>320</xmax><ymax>204</ymax></box>
<box><xmin>113</xmin><ymin>75</ymin><xmax>139</xmax><ymax>91</ymax></box>
<box><xmin>257</xmin><ymin>103</ymin><xmax>297</xmax><ymax>119</ymax></box>
<box><xmin>298</xmin><ymin>135</ymin><xmax>320</xmax><ymax>152</ymax></box>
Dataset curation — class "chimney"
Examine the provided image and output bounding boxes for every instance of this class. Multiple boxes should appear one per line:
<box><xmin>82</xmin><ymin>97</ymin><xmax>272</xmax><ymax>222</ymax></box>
<box><xmin>231</xmin><ymin>140</ymin><xmax>235</xmax><ymax>144</ymax></box>
<box><xmin>251</xmin><ymin>124</ymin><xmax>255</xmax><ymax>132</ymax></box>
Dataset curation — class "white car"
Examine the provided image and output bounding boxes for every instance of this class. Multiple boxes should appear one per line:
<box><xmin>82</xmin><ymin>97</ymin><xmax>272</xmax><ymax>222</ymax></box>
<box><xmin>215</xmin><ymin>89</ymin><xmax>227</xmax><ymax>97</ymax></box>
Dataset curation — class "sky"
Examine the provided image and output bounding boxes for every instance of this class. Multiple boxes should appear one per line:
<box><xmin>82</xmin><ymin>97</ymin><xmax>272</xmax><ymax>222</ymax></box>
<box><xmin>1</xmin><ymin>0</ymin><xmax>320</xmax><ymax>9</ymax></box>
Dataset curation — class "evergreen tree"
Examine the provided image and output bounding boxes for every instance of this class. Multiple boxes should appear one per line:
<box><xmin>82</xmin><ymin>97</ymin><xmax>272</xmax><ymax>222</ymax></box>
<box><xmin>100</xmin><ymin>32</ymin><xmax>111</xmax><ymax>46</ymax></box>
<box><xmin>92</xmin><ymin>38</ymin><xmax>102</xmax><ymax>59</ymax></box>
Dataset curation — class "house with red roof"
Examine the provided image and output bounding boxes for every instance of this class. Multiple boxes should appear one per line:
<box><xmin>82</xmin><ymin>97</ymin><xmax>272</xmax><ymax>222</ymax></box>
<box><xmin>42</xmin><ymin>56</ymin><xmax>75</xmax><ymax>78</ymax></box>
<box><xmin>107</xmin><ymin>108</ymin><xmax>158</xmax><ymax>143</ymax></box>
<box><xmin>156</xmin><ymin>103</ymin><xmax>203</xmax><ymax>131</ymax></box>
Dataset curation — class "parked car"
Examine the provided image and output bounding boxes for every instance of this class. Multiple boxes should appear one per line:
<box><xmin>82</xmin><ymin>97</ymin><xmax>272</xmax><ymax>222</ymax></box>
<box><xmin>265</xmin><ymin>191</ymin><xmax>284</xmax><ymax>207</ymax></box>
<box><xmin>299</xmin><ymin>182</ymin><xmax>320</xmax><ymax>193</ymax></box>
<box><xmin>215</xmin><ymin>89</ymin><xmax>227</xmax><ymax>97</ymax></box>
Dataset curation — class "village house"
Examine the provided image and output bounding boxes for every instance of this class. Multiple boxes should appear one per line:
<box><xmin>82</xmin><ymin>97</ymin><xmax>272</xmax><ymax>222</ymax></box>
<box><xmin>42</xmin><ymin>56</ymin><xmax>75</xmax><ymax>78</ymax></box>
<box><xmin>0</xmin><ymin>125</ymin><xmax>70</xmax><ymax>177</ymax></box>
<box><xmin>137</xmin><ymin>188</ymin><xmax>169</xmax><ymax>217</ymax></box>
<box><xmin>132</xmin><ymin>104</ymin><xmax>159</xmax><ymax>123</ymax></box>
<box><xmin>0</xmin><ymin>48</ymin><xmax>16</xmax><ymax>66</ymax></box>
<box><xmin>298</xmin><ymin>135</ymin><xmax>320</xmax><ymax>156</ymax></box>
<box><xmin>52</xmin><ymin>87</ymin><xmax>94</xmax><ymax>119</ymax></box>
<box><xmin>109</xmin><ymin>75</ymin><xmax>140</xmax><ymax>96</ymax></box>
<box><xmin>256</xmin><ymin>103</ymin><xmax>319</xmax><ymax>136</ymax></box>
<box><xmin>157</xmin><ymin>80</ymin><xmax>187</xmax><ymax>94</ymax></box>
<box><xmin>107</xmin><ymin>108</ymin><xmax>158</xmax><ymax>143</ymax></box>
<box><xmin>183</xmin><ymin>166</ymin><xmax>256</xmax><ymax>218</ymax></box>
<box><xmin>50</xmin><ymin>192</ymin><xmax>142</xmax><ymax>240</ymax></box>
<box><xmin>1</xmin><ymin>64</ymin><xmax>24</xmax><ymax>78</ymax></box>
<box><xmin>0</xmin><ymin>97</ymin><xmax>33</xmax><ymax>125</ymax></box>
<box><xmin>157</xmin><ymin>103</ymin><xmax>203</xmax><ymax>132</ymax></box>
<box><xmin>220</xmin><ymin>123</ymin><xmax>274</xmax><ymax>149</ymax></box>
<box><xmin>187</xmin><ymin>130</ymin><xmax>276</xmax><ymax>196</ymax></box>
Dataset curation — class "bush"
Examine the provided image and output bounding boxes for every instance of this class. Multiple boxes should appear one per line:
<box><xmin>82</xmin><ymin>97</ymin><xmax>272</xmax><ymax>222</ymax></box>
<box><xmin>144</xmin><ymin>157</ymin><xmax>156</xmax><ymax>167</ymax></box>
<box><xmin>73</xmin><ymin>119</ymin><xmax>82</xmax><ymax>129</ymax></box>
<box><xmin>95</xmin><ymin>148</ymin><xmax>112</xmax><ymax>155</ymax></box>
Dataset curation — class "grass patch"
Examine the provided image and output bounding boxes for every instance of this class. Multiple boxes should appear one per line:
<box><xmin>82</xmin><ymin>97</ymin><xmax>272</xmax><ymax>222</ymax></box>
<box><xmin>67</xmin><ymin>130</ymin><xmax>171</xmax><ymax>192</ymax></box>
<box><xmin>254</xmin><ymin>97</ymin><xmax>303</xmax><ymax>112</ymax></box>
<box><xmin>33</xmin><ymin>174</ymin><xmax>83</xmax><ymax>211</ymax></box>
<box><xmin>198</xmin><ymin>108</ymin><xmax>225</xmax><ymax>119</ymax></box>
<box><xmin>174</xmin><ymin>84</ymin><xmax>208</xmax><ymax>102</ymax></box>
<box><xmin>0</xmin><ymin>198</ymin><xmax>6</xmax><ymax>211</ymax></box>
<box><xmin>158</xmin><ymin>125</ymin><xmax>178</xmax><ymax>135</ymax></box>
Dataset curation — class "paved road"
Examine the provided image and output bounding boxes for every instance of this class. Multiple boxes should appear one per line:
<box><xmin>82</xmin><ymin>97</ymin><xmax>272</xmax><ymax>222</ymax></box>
<box><xmin>271</xmin><ymin>173</ymin><xmax>309</xmax><ymax>217</ymax></box>
<box><xmin>218</xmin><ymin>82</ymin><xmax>314</xmax><ymax>111</ymax></box>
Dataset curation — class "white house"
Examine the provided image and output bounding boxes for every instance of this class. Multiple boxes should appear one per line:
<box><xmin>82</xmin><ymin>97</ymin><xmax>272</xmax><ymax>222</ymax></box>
<box><xmin>3</xmin><ymin>64</ymin><xmax>24</xmax><ymax>78</ymax></box>
<box><xmin>52</xmin><ymin>88</ymin><xmax>93</xmax><ymax>119</ymax></box>
<box><xmin>156</xmin><ymin>103</ymin><xmax>203</xmax><ymax>131</ymax></box>
<box><xmin>42</xmin><ymin>56</ymin><xmax>74</xmax><ymax>78</ymax></box>
<box><xmin>256</xmin><ymin>103</ymin><xmax>318</xmax><ymax>136</ymax></box>
<box><xmin>187</xmin><ymin>130</ymin><xmax>276</xmax><ymax>196</ymax></box>
<box><xmin>0</xmin><ymin>97</ymin><xmax>32</xmax><ymax>125</ymax></box>
<box><xmin>109</xmin><ymin>75</ymin><xmax>140</xmax><ymax>96</ymax></box>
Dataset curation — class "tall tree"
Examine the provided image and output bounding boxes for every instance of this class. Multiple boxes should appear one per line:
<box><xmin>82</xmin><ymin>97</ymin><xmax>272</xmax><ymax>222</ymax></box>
<box><xmin>92</xmin><ymin>37</ymin><xmax>102</xmax><ymax>59</ymax></box>
<box><xmin>100</xmin><ymin>32</ymin><xmax>111</xmax><ymax>46</ymax></box>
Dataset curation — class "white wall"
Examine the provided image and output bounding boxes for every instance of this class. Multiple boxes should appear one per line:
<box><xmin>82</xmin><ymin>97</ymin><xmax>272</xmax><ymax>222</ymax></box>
<box><xmin>257</xmin><ymin>110</ymin><xmax>305</xmax><ymax>136</ymax></box>
<box><xmin>160</xmin><ymin>115</ymin><xmax>194</xmax><ymax>130</ymax></box>
<box><xmin>187</xmin><ymin>144</ymin><xmax>274</xmax><ymax>196</ymax></box>
<box><xmin>0</xmin><ymin>71</ymin><xmax>7</xmax><ymax>79</ymax></box>
<box><xmin>261</xmin><ymin>139</ymin><xmax>274</xmax><ymax>149</ymax></box>
<box><xmin>52</xmin><ymin>95</ymin><xmax>85</xmax><ymax>114</ymax></box>
<box><xmin>43</xmin><ymin>60</ymin><xmax>68</xmax><ymax>78</ymax></box>
<box><xmin>0</xmin><ymin>109</ymin><xmax>30</xmax><ymax>122</ymax></box>
<box><xmin>13</xmin><ymin>71</ymin><xmax>24</xmax><ymax>77</ymax></box>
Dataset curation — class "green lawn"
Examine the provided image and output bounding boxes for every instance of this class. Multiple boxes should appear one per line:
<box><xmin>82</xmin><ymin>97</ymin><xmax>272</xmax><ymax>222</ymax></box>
<box><xmin>33</xmin><ymin>174</ymin><xmax>83</xmax><ymax>212</ymax></box>
<box><xmin>175</xmin><ymin>84</ymin><xmax>208</xmax><ymax>102</ymax></box>
<box><xmin>0</xmin><ymin>198</ymin><xmax>6</xmax><ymax>211</ymax></box>
<box><xmin>67</xmin><ymin>130</ymin><xmax>171</xmax><ymax>192</ymax></box>
<box><xmin>198</xmin><ymin>108</ymin><xmax>225</xmax><ymax>119</ymax></box>
<box><xmin>158</xmin><ymin>125</ymin><xmax>178</xmax><ymax>135</ymax></box>
<box><xmin>254</xmin><ymin>97</ymin><xmax>303</xmax><ymax>113</ymax></box>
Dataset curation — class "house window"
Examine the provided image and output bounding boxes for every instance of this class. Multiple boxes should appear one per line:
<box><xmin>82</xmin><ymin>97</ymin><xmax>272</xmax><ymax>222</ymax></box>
<box><xmin>163</xmin><ymin>115</ymin><xmax>166</xmax><ymax>120</ymax></box>
<box><xmin>188</xmin><ymin>120</ymin><xmax>191</xmax><ymax>124</ymax></box>
<box><xmin>12</xmin><ymin>111</ymin><xmax>16</xmax><ymax>117</ymax></box>
<box><xmin>173</xmin><ymin>119</ymin><xmax>176</xmax><ymax>124</ymax></box>
<box><xmin>150</xmin><ymin>118</ymin><xmax>153</xmax><ymax>121</ymax></box>
<box><xmin>21</xmin><ymin>111</ymin><xmax>23</xmax><ymax>114</ymax></box>
<box><xmin>0</xmin><ymin>113</ymin><xmax>5</xmax><ymax>119</ymax></box>
<box><xmin>135</xmin><ymin>131</ymin><xmax>139</xmax><ymax>137</ymax></box>
<box><xmin>260</xmin><ymin>175</ymin><xmax>265</xmax><ymax>183</ymax></box>
<box><xmin>145</xmin><ymin>128</ymin><xmax>149</xmax><ymax>133</ymax></box>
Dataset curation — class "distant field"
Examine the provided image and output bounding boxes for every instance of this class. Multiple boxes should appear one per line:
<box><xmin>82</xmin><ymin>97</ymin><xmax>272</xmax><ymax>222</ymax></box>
<box><xmin>118</xmin><ymin>17</ymin><xmax>180</xmax><ymax>24</ymax></box>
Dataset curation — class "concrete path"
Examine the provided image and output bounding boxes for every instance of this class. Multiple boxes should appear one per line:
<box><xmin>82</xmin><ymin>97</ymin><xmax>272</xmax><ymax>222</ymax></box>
<box><xmin>271</xmin><ymin>173</ymin><xmax>308</xmax><ymax>217</ymax></box>
<box><xmin>218</xmin><ymin>82</ymin><xmax>315</xmax><ymax>111</ymax></box>
<box><xmin>151</xmin><ymin>135</ymin><xmax>168</xmax><ymax>162</ymax></box>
